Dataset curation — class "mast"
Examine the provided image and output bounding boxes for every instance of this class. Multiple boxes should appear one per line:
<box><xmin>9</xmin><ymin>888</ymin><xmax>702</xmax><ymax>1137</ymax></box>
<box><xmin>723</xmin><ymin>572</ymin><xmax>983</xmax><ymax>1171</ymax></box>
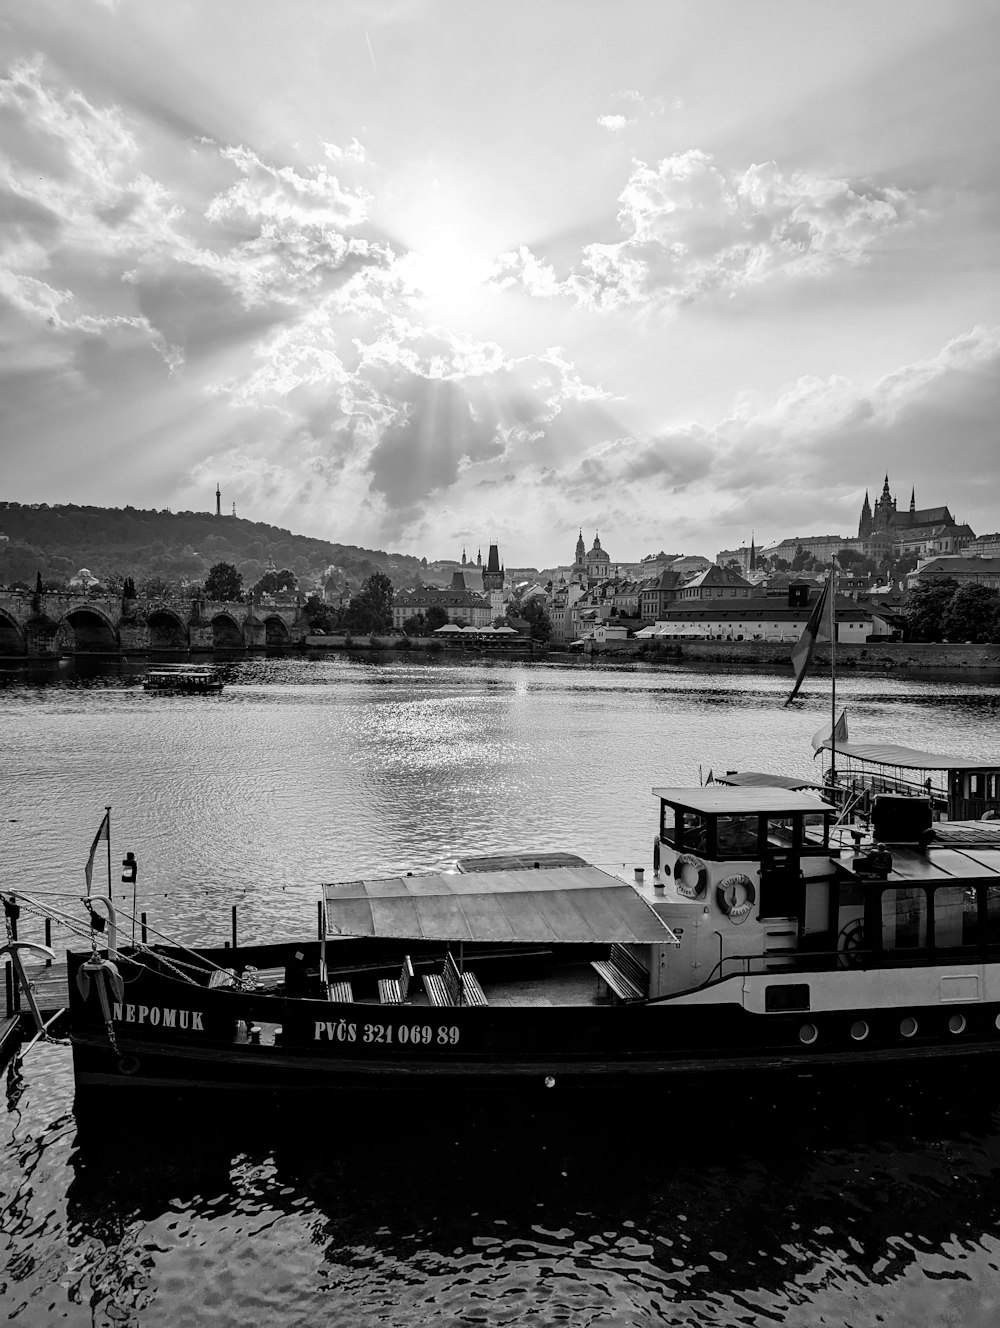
<box><xmin>829</xmin><ymin>564</ymin><xmax>837</xmax><ymax>785</ymax></box>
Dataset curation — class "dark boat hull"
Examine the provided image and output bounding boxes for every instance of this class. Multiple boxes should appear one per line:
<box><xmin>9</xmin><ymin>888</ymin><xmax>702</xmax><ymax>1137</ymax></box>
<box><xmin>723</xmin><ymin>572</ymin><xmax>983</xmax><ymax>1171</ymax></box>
<box><xmin>67</xmin><ymin>947</ymin><xmax>1000</xmax><ymax>1093</ymax></box>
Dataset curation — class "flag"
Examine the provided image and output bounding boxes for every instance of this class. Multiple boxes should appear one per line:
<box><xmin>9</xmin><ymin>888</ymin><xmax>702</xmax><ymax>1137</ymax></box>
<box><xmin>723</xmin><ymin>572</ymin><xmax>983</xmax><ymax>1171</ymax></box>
<box><xmin>811</xmin><ymin>709</ymin><xmax>848</xmax><ymax>753</ymax></box>
<box><xmin>705</xmin><ymin>769</ymin><xmax>715</xmax><ymax>785</ymax></box>
<box><xmin>785</xmin><ymin>578</ymin><xmax>831</xmax><ymax>705</ymax></box>
<box><xmin>84</xmin><ymin>810</ymin><xmax>110</xmax><ymax>896</ymax></box>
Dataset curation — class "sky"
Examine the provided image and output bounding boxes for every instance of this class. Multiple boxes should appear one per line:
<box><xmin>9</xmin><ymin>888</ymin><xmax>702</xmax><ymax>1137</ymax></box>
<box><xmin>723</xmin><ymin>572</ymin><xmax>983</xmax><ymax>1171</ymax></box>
<box><xmin>1</xmin><ymin>0</ymin><xmax>999</xmax><ymax>568</ymax></box>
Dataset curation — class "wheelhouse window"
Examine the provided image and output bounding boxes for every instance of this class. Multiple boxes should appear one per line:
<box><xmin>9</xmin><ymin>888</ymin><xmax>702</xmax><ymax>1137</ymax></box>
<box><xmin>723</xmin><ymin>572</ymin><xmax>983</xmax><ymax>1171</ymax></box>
<box><xmin>715</xmin><ymin>813</ymin><xmax>760</xmax><ymax>858</ymax></box>
<box><xmin>764</xmin><ymin>815</ymin><xmax>795</xmax><ymax>849</ymax></box>
<box><xmin>800</xmin><ymin>812</ymin><xmax>829</xmax><ymax>850</ymax></box>
<box><xmin>681</xmin><ymin>812</ymin><xmax>709</xmax><ymax>855</ymax></box>
<box><xmin>932</xmin><ymin>885</ymin><xmax>978</xmax><ymax>948</ymax></box>
<box><xmin>985</xmin><ymin>887</ymin><xmax>1000</xmax><ymax>946</ymax></box>
<box><xmin>660</xmin><ymin>802</ymin><xmax>677</xmax><ymax>844</ymax></box>
<box><xmin>881</xmin><ymin>886</ymin><xmax>927</xmax><ymax>950</ymax></box>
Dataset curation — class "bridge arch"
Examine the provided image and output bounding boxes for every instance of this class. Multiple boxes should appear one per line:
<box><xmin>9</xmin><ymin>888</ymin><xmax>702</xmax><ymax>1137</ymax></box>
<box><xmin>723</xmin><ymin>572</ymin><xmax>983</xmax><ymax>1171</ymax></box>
<box><xmin>56</xmin><ymin>607</ymin><xmax>119</xmax><ymax>654</ymax></box>
<box><xmin>211</xmin><ymin>613</ymin><xmax>244</xmax><ymax>649</ymax></box>
<box><xmin>0</xmin><ymin>608</ymin><xmax>25</xmax><ymax>655</ymax></box>
<box><xmin>147</xmin><ymin>608</ymin><xmax>189</xmax><ymax>650</ymax></box>
<box><xmin>264</xmin><ymin>615</ymin><xmax>291</xmax><ymax>647</ymax></box>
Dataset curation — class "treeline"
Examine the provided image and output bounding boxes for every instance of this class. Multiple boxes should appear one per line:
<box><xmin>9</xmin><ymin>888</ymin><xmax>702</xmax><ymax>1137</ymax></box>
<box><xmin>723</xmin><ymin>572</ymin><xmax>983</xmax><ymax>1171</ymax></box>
<box><xmin>906</xmin><ymin>579</ymin><xmax>1000</xmax><ymax>643</ymax></box>
<box><xmin>0</xmin><ymin>502</ymin><xmax>427</xmax><ymax>594</ymax></box>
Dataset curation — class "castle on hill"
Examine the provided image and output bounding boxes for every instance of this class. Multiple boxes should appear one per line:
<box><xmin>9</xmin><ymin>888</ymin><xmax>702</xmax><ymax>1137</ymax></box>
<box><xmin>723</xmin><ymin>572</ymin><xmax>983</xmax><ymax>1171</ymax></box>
<box><xmin>858</xmin><ymin>475</ymin><xmax>974</xmax><ymax>557</ymax></box>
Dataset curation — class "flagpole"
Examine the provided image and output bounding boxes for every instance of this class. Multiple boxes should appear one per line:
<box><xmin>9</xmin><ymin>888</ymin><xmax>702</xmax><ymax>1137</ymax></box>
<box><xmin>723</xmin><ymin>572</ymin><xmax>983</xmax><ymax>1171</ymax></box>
<box><xmin>829</xmin><ymin>565</ymin><xmax>837</xmax><ymax>787</ymax></box>
<box><xmin>105</xmin><ymin>804</ymin><xmax>112</xmax><ymax>900</ymax></box>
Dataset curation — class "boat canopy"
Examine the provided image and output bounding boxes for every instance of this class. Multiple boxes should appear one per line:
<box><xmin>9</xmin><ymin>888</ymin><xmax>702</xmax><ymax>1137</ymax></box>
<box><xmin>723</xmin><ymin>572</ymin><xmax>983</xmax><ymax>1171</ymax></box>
<box><xmin>652</xmin><ymin>787</ymin><xmax>834</xmax><ymax>815</ymax></box>
<box><xmin>322</xmin><ymin>865</ymin><xmax>679</xmax><ymax>945</ymax></box>
<box><xmin>814</xmin><ymin>739</ymin><xmax>1000</xmax><ymax>772</ymax></box>
<box><xmin>713</xmin><ymin>772</ymin><xmax>825</xmax><ymax>792</ymax></box>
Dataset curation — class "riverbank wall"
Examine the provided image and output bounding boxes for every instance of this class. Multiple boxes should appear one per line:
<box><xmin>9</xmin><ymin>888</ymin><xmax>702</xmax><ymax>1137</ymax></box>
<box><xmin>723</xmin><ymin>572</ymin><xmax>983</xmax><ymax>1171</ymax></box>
<box><xmin>620</xmin><ymin>640</ymin><xmax>1000</xmax><ymax>671</ymax></box>
<box><xmin>301</xmin><ymin>635</ymin><xmax>1000</xmax><ymax>672</ymax></box>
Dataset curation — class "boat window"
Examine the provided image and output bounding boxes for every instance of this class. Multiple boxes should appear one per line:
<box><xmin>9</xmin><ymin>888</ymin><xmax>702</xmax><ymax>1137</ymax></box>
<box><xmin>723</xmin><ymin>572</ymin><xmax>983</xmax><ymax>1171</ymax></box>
<box><xmin>985</xmin><ymin>887</ymin><xmax>1000</xmax><ymax>947</ymax></box>
<box><xmin>881</xmin><ymin>886</ymin><xmax>927</xmax><ymax>950</ymax></box>
<box><xmin>801</xmin><ymin>812</ymin><xmax>828</xmax><ymax>848</ymax></box>
<box><xmin>681</xmin><ymin>812</ymin><xmax>708</xmax><ymax>854</ymax></box>
<box><xmin>970</xmin><ymin>773</ymin><xmax>986</xmax><ymax>799</ymax></box>
<box><xmin>764</xmin><ymin>815</ymin><xmax>795</xmax><ymax>849</ymax></box>
<box><xmin>660</xmin><ymin>802</ymin><xmax>677</xmax><ymax>844</ymax></box>
<box><xmin>715</xmin><ymin>813</ymin><xmax>760</xmax><ymax>858</ymax></box>
<box><xmin>765</xmin><ymin>984</ymin><xmax>810</xmax><ymax>1012</ymax></box>
<box><xmin>988</xmin><ymin>774</ymin><xmax>1000</xmax><ymax>801</ymax></box>
<box><xmin>932</xmin><ymin>885</ymin><xmax>978</xmax><ymax>948</ymax></box>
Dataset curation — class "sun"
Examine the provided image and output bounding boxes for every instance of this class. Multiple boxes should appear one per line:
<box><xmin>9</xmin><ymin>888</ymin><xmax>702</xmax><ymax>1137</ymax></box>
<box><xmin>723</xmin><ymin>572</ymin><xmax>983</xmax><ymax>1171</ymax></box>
<box><xmin>398</xmin><ymin>242</ymin><xmax>494</xmax><ymax>315</ymax></box>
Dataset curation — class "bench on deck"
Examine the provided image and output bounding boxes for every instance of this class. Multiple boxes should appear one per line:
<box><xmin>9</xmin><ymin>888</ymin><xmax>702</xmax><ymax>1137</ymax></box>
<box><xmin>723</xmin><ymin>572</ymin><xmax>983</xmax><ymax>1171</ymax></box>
<box><xmin>327</xmin><ymin>978</ymin><xmax>355</xmax><ymax>1003</ymax></box>
<box><xmin>378</xmin><ymin>956</ymin><xmax>415</xmax><ymax>1005</ymax></box>
<box><xmin>423</xmin><ymin>952</ymin><xmax>488</xmax><ymax>1008</ymax></box>
<box><xmin>591</xmin><ymin>943</ymin><xmax>649</xmax><ymax>1003</ymax></box>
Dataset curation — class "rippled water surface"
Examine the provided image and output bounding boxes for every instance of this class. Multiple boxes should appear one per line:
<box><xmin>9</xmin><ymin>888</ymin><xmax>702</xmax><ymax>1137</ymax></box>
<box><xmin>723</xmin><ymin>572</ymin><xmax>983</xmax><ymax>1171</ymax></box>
<box><xmin>3</xmin><ymin>654</ymin><xmax>1000</xmax><ymax>1326</ymax></box>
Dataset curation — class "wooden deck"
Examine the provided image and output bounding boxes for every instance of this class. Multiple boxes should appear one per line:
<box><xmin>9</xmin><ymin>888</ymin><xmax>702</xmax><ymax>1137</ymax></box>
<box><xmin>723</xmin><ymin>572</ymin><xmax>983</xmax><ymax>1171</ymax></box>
<box><xmin>3</xmin><ymin>959</ymin><xmax>70</xmax><ymax>1017</ymax></box>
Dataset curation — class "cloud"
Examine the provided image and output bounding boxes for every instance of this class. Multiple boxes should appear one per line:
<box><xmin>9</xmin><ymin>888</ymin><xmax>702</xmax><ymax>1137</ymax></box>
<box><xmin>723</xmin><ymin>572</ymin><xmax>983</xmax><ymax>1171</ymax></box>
<box><xmin>206</xmin><ymin>143</ymin><xmax>371</xmax><ymax>231</ymax></box>
<box><xmin>597</xmin><ymin>114</ymin><xmax>630</xmax><ymax>132</ymax></box>
<box><xmin>491</xmin><ymin>150</ymin><xmax>914</xmax><ymax>311</ymax></box>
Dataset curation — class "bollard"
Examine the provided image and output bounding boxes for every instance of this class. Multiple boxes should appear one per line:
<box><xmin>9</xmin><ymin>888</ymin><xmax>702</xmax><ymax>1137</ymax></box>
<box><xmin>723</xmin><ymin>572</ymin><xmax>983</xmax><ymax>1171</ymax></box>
<box><xmin>634</xmin><ymin>867</ymin><xmax>645</xmax><ymax>884</ymax></box>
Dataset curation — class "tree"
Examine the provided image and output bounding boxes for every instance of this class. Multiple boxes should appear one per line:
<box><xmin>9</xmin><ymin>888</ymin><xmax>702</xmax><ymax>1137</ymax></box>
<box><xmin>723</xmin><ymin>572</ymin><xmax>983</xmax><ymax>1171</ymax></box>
<box><xmin>203</xmin><ymin>562</ymin><xmax>244</xmax><ymax>602</ymax></box>
<box><xmin>304</xmin><ymin>593</ymin><xmax>339</xmax><ymax>632</ymax></box>
<box><xmin>424</xmin><ymin>604</ymin><xmax>449</xmax><ymax>632</ymax></box>
<box><xmin>252</xmin><ymin>567</ymin><xmax>297</xmax><ymax>598</ymax></box>
<box><xmin>791</xmin><ymin>544</ymin><xmax>809</xmax><ymax>571</ymax></box>
<box><xmin>402</xmin><ymin>613</ymin><xmax>426</xmax><ymax>635</ymax></box>
<box><xmin>345</xmin><ymin>571</ymin><xmax>394</xmax><ymax>633</ymax></box>
<box><xmin>518</xmin><ymin>598</ymin><xmax>551</xmax><ymax>641</ymax></box>
<box><xmin>941</xmin><ymin>583</ymin><xmax>1000</xmax><ymax>643</ymax></box>
<box><xmin>906</xmin><ymin>578</ymin><xmax>958</xmax><ymax>641</ymax></box>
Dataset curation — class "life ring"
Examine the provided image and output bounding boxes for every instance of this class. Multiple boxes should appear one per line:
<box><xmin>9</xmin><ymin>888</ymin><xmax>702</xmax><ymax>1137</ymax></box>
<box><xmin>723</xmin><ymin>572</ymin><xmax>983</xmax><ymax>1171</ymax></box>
<box><xmin>117</xmin><ymin>1055</ymin><xmax>141</xmax><ymax>1077</ymax></box>
<box><xmin>716</xmin><ymin>873</ymin><xmax>756</xmax><ymax>922</ymax></box>
<box><xmin>674</xmin><ymin>854</ymin><xmax>708</xmax><ymax>899</ymax></box>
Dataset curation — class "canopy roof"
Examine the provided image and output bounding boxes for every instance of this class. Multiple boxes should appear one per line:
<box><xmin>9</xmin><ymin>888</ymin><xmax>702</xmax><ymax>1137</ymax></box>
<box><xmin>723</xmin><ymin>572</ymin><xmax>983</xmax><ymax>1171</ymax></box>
<box><xmin>713</xmin><ymin>772</ymin><xmax>825</xmax><ymax>792</ymax></box>
<box><xmin>652</xmin><ymin>786</ymin><xmax>834</xmax><ymax>814</ymax></box>
<box><xmin>816</xmin><ymin>739</ymin><xmax>999</xmax><ymax>772</ymax></box>
<box><xmin>323</xmin><ymin>865</ymin><xmax>678</xmax><ymax>945</ymax></box>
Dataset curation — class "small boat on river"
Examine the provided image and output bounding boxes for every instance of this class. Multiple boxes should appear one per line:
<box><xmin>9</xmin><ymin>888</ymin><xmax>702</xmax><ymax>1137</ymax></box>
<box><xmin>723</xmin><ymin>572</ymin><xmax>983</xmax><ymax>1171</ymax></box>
<box><xmin>58</xmin><ymin>749</ymin><xmax>1000</xmax><ymax>1093</ymax></box>
<box><xmin>142</xmin><ymin>664</ymin><xmax>223</xmax><ymax>694</ymax></box>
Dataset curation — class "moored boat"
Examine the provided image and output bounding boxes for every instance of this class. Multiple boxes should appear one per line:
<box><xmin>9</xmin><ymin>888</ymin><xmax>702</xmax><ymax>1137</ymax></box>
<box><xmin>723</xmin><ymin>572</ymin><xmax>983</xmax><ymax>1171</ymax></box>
<box><xmin>59</xmin><ymin>770</ymin><xmax>1000</xmax><ymax>1094</ymax></box>
<box><xmin>142</xmin><ymin>664</ymin><xmax>223</xmax><ymax>694</ymax></box>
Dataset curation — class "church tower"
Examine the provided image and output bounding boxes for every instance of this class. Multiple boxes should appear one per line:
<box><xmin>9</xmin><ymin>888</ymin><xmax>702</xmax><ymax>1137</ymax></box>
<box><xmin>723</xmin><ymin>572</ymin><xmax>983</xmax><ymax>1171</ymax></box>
<box><xmin>910</xmin><ymin>487</ymin><xmax>916</xmax><ymax>513</ymax></box>
<box><xmin>858</xmin><ymin>490</ymin><xmax>872</xmax><ymax>539</ymax></box>
<box><xmin>482</xmin><ymin>543</ymin><xmax>505</xmax><ymax>593</ymax></box>
<box><xmin>216</xmin><ymin>483</ymin><xmax>221</xmax><ymax>517</ymax></box>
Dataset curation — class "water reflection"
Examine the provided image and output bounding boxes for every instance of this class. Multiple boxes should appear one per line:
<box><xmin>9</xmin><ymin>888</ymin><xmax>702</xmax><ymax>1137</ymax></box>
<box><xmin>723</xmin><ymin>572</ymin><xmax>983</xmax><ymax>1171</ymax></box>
<box><xmin>54</xmin><ymin>1074</ymin><xmax>1000</xmax><ymax>1327</ymax></box>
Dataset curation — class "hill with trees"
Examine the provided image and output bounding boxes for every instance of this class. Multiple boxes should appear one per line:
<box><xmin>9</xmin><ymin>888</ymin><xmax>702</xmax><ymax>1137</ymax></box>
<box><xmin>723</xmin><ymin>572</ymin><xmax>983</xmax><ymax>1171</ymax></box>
<box><xmin>0</xmin><ymin>501</ymin><xmax>427</xmax><ymax>596</ymax></box>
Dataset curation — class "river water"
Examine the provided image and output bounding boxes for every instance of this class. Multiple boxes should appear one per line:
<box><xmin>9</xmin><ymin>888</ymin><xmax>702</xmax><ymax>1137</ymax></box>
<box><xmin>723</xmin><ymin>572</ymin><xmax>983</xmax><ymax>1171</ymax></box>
<box><xmin>3</xmin><ymin>654</ymin><xmax>1000</xmax><ymax>1326</ymax></box>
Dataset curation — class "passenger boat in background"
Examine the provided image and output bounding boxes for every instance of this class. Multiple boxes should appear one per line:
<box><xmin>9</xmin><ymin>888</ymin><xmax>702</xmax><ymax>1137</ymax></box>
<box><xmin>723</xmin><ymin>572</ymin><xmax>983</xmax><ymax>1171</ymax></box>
<box><xmin>142</xmin><ymin>664</ymin><xmax>223</xmax><ymax>694</ymax></box>
<box><xmin>56</xmin><ymin>764</ymin><xmax>1000</xmax><ymax>1094</ymax></box>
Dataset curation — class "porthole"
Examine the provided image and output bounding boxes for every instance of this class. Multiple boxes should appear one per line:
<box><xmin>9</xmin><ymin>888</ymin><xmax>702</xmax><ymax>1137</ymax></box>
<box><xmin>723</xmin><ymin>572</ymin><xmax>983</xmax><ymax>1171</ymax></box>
<box><xmin>900</xmin><ymin>1016</ymin><xmax>918</xmax><ymax>1039</ymax></box>
<box><xmin>850</xmin><ymin>1020</ymin><xmax>869</xmax><ymax>1042</ymax></box>
<box><xmin>798</xmin><ymin>1023</ymin><xmax>818</xmax><ymax>1045</ymax></box>
<box><xmin>948</xmin><ymin>1014</ymin><xmax>966</xmax><ymax>1035</ymax></box>
<box><xmin>995</xmin><ymin>1013</ymin><xmax>1000</xmax><ymax>1031</ymax></box>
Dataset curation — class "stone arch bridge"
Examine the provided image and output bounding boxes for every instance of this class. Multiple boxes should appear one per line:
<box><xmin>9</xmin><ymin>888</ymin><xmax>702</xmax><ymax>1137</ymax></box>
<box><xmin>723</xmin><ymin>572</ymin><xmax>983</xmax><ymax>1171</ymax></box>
<box><xmin>0</xmin><ymin>591</ymin><xmax>308</xmax><ymax>656</ymax></box>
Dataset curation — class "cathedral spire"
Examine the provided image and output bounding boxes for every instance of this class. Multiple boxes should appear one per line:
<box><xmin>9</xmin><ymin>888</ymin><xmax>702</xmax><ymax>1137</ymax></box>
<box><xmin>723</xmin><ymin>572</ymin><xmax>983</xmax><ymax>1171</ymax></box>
<box><xmin>910</xmin><ymin>486</ymin><xmax>915</xmax><ymax>513</ymax></box>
